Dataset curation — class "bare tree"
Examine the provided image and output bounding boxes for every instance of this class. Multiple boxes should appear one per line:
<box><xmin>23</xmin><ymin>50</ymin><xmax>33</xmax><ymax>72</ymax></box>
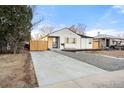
<box><xmin>69</xmin><ymin>23</ymin><xmax>86</xmax><ymax>35</ymax></box>
<box><xmin>30</xmin><ymin>6</ymin><xmax>47</xmax><ymax>40</ymax></box>
<box><xmin>40</xmin><ymin>25</ymin><xmax>54</xmax><ymax>37</ymax></box>
<box><xmin>33</xmin><ymin>33</ymin><xmax>42</xmax><ymax>40</ymax></box>
<box><xmin>31</xmin><ymin>6</ymin><xmax>44</xmax><ymax>31</ymax></box>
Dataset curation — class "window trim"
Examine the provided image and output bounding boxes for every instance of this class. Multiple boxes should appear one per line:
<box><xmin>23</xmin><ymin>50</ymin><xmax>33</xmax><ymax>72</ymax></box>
<box><xmin>65</xmin><ymin>38</ymin><xmax>76</xmax><ymax>44</ymax></box>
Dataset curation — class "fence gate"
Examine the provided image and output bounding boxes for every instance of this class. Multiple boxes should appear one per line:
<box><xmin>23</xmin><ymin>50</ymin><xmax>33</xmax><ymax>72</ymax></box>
<box><xmin>93</xmin><ymin>41</ymin><xmax>99</xmax><ymax>49</ymax></box>
<box><xmin>30</xmin><ymin>40</ymin><xmax>48</xmax><ymax>51</ymax></box>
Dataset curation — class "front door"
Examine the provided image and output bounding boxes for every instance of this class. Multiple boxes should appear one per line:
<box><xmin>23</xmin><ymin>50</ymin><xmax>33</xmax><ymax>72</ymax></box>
<box><xmin>52</xmin><ymin>37</ymin><xmax>60</xmax><ymax>48</ymax></box>
<box><xmin>106</xmin><ymin>39</ymin><xmax>110</xmax><ymax>47</ymax></box>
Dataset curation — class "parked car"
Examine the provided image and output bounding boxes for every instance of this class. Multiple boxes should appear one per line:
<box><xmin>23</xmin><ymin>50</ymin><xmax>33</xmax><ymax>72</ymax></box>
<box><xmin>24</xmin><ymin>42</ymin><xmax>30</xmax><ymax>51</ymax></box>
<box><xmin>109</xmin><ymin>44</ymin><xmax>124</xmax><ymax>50</ymax></box>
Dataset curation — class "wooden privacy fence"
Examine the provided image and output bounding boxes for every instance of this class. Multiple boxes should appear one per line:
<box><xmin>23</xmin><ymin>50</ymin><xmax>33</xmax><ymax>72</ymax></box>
<box><xmin>30</xmin><ymin>40</ymin><xmax>48</xmax><ymax>51</ymax></box>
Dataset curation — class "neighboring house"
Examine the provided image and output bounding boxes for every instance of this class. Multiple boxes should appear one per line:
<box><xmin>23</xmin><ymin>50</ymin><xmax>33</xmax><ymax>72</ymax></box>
<box><xmin>93</xmin><ymin>34</ymin><xmax>124</xmax><ymax>49</ymax></box>
<box><xmin>42</xmin><ymin>28</ymin><xmax>93</xmax><ymax>49</ymax></box>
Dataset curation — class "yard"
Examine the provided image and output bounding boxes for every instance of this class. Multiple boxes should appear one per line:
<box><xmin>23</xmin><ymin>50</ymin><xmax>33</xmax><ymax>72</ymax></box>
<box><xmin>0</xmin><ymin>52</ymin><xmax>38</xmax><ymax>88</ymax></box>
<box><xmin>88</xmin><ymin>50</ymin><xmax>124</xmax><ymax>58</ymax></box>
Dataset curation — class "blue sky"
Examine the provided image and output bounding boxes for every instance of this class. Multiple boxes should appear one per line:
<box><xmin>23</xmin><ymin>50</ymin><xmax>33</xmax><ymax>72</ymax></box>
<box><xmin>32</xmin><ymin>5</ymin><xmax>124</xmax><ymax>37</ymax></box>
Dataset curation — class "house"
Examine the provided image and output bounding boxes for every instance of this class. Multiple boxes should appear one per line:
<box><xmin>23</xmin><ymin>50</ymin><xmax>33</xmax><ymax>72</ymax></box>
<box><xmin>42</xmin><ymin>28</ymin><xmax>93</xmax><ymax>49</ymax></box>
<box><xmin>93</xmin><ymin>34</ymin><xmax>124</xmax><ymax>49</ymax></box>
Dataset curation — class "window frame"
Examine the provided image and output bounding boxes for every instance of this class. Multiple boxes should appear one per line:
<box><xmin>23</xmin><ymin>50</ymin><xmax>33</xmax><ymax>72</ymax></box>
<box><xmin>65</xmin><ymin>38</ymin><xmax>76</xmax><ymax>44</ymax></box>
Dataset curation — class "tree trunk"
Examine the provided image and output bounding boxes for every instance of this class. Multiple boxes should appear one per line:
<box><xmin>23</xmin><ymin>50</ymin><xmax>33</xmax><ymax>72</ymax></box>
<box><xmin>13</xmin><ymin>45</ymin><xmax>17</xmax><ymax>54</ymax></box>
<box><xmin>13</xmin><ymin>40</ymin><xmax>19</xmax><ymax>54</ymax></box>
<box><xmin>0</xmin><ymin>41</ymin><xmax>7</xmax><ymax>54</ymax></box>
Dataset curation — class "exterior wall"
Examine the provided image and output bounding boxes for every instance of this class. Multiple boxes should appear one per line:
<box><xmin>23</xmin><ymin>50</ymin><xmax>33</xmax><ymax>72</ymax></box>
<box><xmin>109</xmin><ymin>39</ymin><xmax>113</xmax><ymax>45</ymax></box>
<box><xmin>100</xmin><ymin>38</ymin><xmax>113</xmax><ymax>48</ymax></box>
<box><xmin>49</xmin><ymin>29</ymin><xmax>81</xmax><ymax>49</ymax></box>
<box><xmin>100</xmin><ymin>39</ymin><xmax>106</xmax><ymax>48</ymax></box>
<box><xmin>81</xmin><ymin>38</ymin><xmax>93</xmax><ymax>49</ymax></box>
<box><xmin>96</xmin><ymin>38</ymin><xmax>115</xmax><ymax>49</ymax></box>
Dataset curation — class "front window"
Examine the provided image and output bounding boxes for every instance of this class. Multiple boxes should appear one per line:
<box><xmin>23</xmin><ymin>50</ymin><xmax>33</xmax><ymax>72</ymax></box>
<box><xmin>65</xmin><ymin>38</ymin><xmax>69</xmax><ymax>43</ymax></box>
<box><xmin>65</xmin><ymin>38</ymin><xmax>76</xmax><ymax>44</ymax></box>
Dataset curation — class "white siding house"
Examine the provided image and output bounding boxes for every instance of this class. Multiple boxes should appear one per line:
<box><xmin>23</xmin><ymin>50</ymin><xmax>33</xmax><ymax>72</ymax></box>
<box><xmin>47</xmin><ymin>28</ymin><xmax>93</xmax><ymax>49</ymax></box>
<box><xmin>81</xmin><ymin>38</ymin><xmax>93</xmax><ymax>49</ymax></box>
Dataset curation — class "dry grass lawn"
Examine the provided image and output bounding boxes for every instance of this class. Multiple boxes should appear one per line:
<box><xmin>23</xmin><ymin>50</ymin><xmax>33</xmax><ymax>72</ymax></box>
<box><xmin>0</xmin><ymin>52</ymin><xmax>38</xmax><ymax>88</ymax></box>
<box><xmin>88</xmin><ymin>50</ymin><xmax>124</xmax><ymax>58</ymax></box>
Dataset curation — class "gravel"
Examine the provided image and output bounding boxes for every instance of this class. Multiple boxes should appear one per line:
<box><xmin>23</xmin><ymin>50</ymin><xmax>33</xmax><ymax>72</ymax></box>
<box><xmin>53</xmin><ymin>50</ymin><xmax>124</xmax><ymax>71</ymax></box>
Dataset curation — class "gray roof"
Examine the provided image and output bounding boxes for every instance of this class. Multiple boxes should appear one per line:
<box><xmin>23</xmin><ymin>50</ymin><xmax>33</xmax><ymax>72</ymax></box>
<box><xmin>48</xmin><ymin>27</ymin><xmax>93</xmax><ymax>38</ymax></box>
<box><xmin>94</xmin><ymin>34</ymin><xmax>119</xmax><ymax>39</ymax></box>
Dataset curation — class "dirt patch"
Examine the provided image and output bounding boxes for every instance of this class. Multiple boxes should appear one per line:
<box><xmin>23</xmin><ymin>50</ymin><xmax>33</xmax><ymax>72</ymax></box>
<box><xmin>0</xmin><ymin>52</ymin><xmax>38</xmax><ymax>88</ymax></box>
<box><xmin>88</xmin><ymin>50</ymin><xmax>124</xmax><ymax>58</ymax></box>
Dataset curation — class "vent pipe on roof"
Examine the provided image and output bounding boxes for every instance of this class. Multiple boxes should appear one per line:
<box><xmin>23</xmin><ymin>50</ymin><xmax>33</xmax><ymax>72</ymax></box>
<box><xmin>98</xmin><ymin>32</ymin><xmax>100</xmax><ymax>36</ymax></box>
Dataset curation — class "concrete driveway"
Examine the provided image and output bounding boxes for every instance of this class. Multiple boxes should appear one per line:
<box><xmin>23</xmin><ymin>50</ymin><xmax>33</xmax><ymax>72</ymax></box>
<box><xmin>31</xmin><ymin>51</ymin><xmax>107</xmax><ymax>87</ymax></box>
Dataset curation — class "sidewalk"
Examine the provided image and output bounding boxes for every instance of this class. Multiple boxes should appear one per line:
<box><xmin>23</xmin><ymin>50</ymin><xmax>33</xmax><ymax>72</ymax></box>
<box><xmin>43</xmin><ymin>69</ymin><xmax>124</xmax><ymax>88</ymax></box>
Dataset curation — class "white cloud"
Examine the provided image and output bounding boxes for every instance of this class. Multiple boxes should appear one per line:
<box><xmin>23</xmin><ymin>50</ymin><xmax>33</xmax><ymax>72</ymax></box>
<box><xmin>113</xmin><ymin>5</ymin><xmax>124</xmax><ymax>13</ymax></box>
<box><xmin>86</xmin><ymin>28</ymin><xmax>124</xmax><ymax>37</ymax></box>
<box><xmin>110</xmin><ymin>20</ymin><xmax>118</xmax><ymax>24</ymax></box>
